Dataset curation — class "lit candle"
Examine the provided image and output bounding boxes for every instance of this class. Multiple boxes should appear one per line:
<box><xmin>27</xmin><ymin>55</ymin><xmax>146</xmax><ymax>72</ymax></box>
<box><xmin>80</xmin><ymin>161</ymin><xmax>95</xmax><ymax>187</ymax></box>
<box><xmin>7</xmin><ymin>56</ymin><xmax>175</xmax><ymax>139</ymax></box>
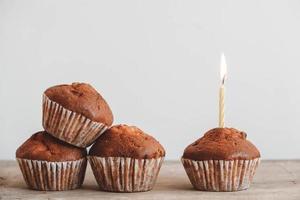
<box><xmin>219</xmin><ymin>53</ymin><xmax>227</xmax><ymax>128</ymax></box>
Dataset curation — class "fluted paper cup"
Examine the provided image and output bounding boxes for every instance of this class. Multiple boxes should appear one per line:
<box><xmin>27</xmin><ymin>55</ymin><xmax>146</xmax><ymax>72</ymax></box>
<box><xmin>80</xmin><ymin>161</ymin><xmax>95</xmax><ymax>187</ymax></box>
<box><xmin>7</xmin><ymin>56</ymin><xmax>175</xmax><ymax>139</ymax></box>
<box><xmin>181</xmin><ymin>158</ymin><xmax>260</xmax><ymax>191</ymax></box>
<box><xmin>17</xmin><ymin>158</ymin><xmax>87</xmax><ymax>191</ymax></box>
<box><xmin>88</xmin><ymin>156</ymin><xmax>164</xmax><ymax>192</ymax></box>
<box><xmin>42</xmin><ymin>94</ymin><xmax>108</xmax><ymax>148</ymax></box>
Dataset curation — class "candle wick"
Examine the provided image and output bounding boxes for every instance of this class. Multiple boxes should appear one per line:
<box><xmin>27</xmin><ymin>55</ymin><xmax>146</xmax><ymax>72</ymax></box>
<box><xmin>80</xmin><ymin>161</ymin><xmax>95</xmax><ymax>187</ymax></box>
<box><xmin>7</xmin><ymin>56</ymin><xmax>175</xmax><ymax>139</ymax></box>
<box><xmin>222</xmin><ymin>76</ymin><xmax>226</xmax><ymax>85</ymax></box>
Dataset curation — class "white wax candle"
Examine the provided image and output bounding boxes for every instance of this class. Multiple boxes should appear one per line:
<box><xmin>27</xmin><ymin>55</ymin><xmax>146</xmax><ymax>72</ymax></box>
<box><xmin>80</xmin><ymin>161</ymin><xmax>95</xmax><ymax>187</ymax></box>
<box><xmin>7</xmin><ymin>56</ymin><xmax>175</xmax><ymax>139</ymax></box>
<box><xmin>219</xmin><ymin>53</ymin><xmax>227</xmax><ymax>128</ymax></box>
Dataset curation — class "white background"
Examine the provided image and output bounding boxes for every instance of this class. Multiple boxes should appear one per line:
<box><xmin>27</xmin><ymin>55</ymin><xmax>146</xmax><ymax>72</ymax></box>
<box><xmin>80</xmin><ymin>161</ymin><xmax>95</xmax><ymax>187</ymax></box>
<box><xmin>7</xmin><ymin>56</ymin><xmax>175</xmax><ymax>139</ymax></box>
<box><xmin>1</xmin><ymin>0</ymin><xmax>300</xmax><ymax>160</ymax></box>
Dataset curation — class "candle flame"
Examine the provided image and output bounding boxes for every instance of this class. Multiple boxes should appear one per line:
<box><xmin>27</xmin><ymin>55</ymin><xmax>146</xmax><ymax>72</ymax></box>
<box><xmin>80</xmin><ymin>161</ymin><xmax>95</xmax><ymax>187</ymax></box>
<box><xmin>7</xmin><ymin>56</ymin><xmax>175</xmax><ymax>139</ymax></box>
<box><xmin>220</xmin><ymin>53</ymin><xmax>227</xmax><ymax>85</ymax></box>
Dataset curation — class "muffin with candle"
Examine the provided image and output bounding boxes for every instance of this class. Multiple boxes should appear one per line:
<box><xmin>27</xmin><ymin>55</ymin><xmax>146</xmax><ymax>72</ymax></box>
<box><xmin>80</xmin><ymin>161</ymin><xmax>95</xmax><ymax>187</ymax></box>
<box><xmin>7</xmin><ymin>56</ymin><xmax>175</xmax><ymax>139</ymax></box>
<box><xmin>182</xmin><ymin>128</ymin><xmax>260</xmax><ymax>192</ymax></box>
<box><xmin>16</xmin><ymin>131</ymin><xmax>87</xmax><ymax>191</ymax></box>
<box><xmin>88</xmin><ymin>124</ymin><xmax>165</xmax><ymax>192</ymax></box>
<box><xmin>43</xmin><ymin>82</ymin><xmax>113</xmax><ymax>148</ymax></box>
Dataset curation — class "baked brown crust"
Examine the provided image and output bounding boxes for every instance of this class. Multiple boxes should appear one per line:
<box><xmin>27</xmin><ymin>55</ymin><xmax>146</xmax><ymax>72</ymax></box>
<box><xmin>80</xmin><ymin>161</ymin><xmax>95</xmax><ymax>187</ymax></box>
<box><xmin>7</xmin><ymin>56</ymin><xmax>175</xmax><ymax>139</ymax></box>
<box><xmin>183</xmin><ymin>128</ymin><xmax>260</xmax><ymax>161</ymax></box>
<box><xmin>44</xmin><ymin>82</ymin><xmax>113</xmax><ymax>126</ymax></box>
<box><xmin>89</xmin><ymin>125</ymin><xmax>165</xmax><ymax>159</ymax></box>
<box><xmin>16</xmin><ymin>131</ymin><xmax>87</xmax><ymax>161</ymax></box>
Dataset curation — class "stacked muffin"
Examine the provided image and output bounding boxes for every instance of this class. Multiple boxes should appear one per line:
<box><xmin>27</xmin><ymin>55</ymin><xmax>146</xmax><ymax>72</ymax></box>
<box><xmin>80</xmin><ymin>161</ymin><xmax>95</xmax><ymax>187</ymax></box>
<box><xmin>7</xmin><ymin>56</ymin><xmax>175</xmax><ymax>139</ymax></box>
<box><xmin>16</xmin><ymin>131</ymin><xmax>87</xmax><ymax>190</ymax></box>
<box><xmin>89</xmin><ymin>124</ymin><xmax>165</xmax><ymax>192</ymax></box>
<box><xmin>42</xmin><ymin>83</ymin><xmax>113</xmax><ymax>147</ymax></box>
<box><xmin>16</xmin><ymin>83</ymin><xmax>113</xmax><ymax>191</ymax></box>
<box><xmin>16</xmin><ymin>82</ymin><xmax>165</xmax><ymax>192</ymax></box>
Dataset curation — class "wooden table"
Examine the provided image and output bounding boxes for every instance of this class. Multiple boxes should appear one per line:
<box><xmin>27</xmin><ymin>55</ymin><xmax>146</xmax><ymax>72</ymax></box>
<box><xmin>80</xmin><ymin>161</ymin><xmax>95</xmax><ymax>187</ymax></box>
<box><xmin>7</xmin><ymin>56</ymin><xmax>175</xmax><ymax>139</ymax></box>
<box><xmin>0</xmin><ymin>160</ymin><xmax>299</xmax><ymax>200</ymax></box>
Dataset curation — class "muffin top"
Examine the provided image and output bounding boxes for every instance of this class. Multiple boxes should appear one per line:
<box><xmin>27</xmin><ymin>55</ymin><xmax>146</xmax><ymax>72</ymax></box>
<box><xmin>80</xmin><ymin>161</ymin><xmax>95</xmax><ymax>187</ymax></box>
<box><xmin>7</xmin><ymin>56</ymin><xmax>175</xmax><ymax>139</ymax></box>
<box><xmin>44</xmin><ymin>82</ymin><xmax>113</xmax><ymax>126</ymax></box>
<box><xmin>183</xmin><ymin>128</ymin><xmax>260</xmax><ymax>161</ymax></box>
<box><xmin>89</xmin><ymin>124</ymin><xmax>165</xmax><ymax>159</ymax></box>
<box><xmin>16</xmin><ymin>131</ymin><xmax>87</xmax><ymax>161</ymax></box>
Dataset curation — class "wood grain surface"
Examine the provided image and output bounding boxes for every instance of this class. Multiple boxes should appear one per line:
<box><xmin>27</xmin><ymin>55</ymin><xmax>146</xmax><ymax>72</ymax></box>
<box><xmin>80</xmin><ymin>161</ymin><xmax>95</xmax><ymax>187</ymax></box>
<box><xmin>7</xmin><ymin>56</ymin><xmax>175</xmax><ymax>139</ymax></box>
<box><xmin>0</xmin><ymin>160</ymin><xmax>299</xmax><ymax>200</ymax></box>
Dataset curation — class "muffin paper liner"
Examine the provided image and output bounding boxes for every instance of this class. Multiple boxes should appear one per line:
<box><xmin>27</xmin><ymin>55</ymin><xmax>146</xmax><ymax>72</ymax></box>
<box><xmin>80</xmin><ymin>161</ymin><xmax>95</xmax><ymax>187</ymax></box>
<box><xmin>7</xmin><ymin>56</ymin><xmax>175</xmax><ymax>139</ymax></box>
<box><xmin>42</xmin><ymin>94</ymin><xmax>108</xmax><ymax>148</ymax></box>
<box><xmin>16</xmin><ymin>158</ymin><xmax>87</xmax><ymax>191</ymax></box>
<box><xmin>181</xmin><ymin>158</ymin><xmax>260</xmax><ymax>192</ymax></box>
<box><xmin>88</xmin><ymin>156</ymin><xmax>164</xmax><ymax>192</ymax></box>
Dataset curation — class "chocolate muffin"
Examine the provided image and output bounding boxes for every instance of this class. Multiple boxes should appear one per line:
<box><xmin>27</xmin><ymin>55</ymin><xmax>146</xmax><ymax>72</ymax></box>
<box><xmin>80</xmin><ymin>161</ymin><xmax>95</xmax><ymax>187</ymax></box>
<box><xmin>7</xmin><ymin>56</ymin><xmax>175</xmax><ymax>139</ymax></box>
<box><xmin>42</xmin><ymin>82</ymin><xmax>113</xmax><ymax>147</ymax></box>
<box><xmin>16</xmin><ymin>131</ymin><xmax>87</xmax><ymax>191</ymax></box>
<box><xmin>89</xmin><ymin>125</ymin><xmax>165</xmax><ymax>159</ymax></box>
<box><xmin>88</xmin><ymin>124</ymin><xmax>165</xmax><ymax>192</ymax></box>
<box><xmin>182</xmin><ymin>128</ymin><xmax>260</xmax><ymax>192</ymax></box>
<box><xmin>183</xmin><ymin>128</ymin><xmax>260</xmax><ymax>161</ymax></box>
